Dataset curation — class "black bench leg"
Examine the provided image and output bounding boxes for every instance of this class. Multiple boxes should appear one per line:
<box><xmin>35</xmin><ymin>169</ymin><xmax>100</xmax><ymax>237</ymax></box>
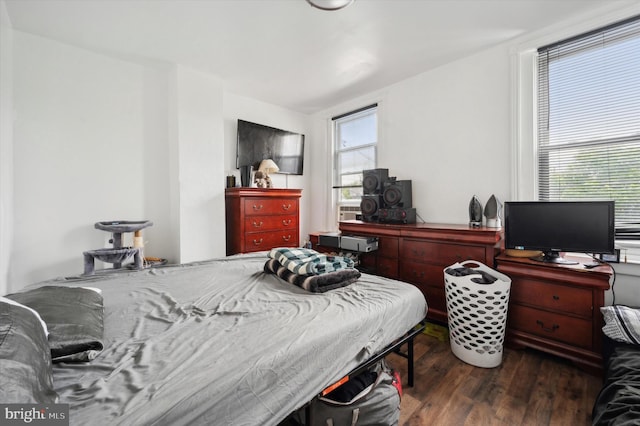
<box><xmin>408</xmin><ymin>336</ymin><xmax>415</xmax><ymax>387</ymax></box>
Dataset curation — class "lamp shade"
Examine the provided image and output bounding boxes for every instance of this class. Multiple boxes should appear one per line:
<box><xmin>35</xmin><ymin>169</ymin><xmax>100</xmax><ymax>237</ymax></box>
<box><xmin>258</xmin><ymin>159</ymin><xmax>280</xmax><ymax>175</ymax></box>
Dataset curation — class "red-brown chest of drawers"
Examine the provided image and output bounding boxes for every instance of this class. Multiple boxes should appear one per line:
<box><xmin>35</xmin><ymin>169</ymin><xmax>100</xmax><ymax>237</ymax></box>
<box><xmin>338</xmin><ymin>220</ymin><xmax>503</xmax><ymax>323</ymax></box>
<box><xmin>495</xmin><ymin>253</ymin><xmax>612</xmax><ymax>372</ymax></box>
<box><xmin>225</xmin><ymin>188</ymin><xmax>301</xmax><ymax>255</ymax></box>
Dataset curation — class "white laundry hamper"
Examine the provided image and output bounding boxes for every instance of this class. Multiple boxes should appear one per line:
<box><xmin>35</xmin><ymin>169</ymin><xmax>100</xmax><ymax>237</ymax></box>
<box><xmin>443</xmin><ymin>260</ymin><xmax>511</xmax><ymax>368</ymax></box>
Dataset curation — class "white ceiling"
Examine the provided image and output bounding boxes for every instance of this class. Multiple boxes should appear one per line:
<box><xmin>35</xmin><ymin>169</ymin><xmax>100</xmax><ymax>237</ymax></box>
<box><xmin>5</xmin><ymin>0</ymin><xmax>638</xmax><ymax>114</ymax></box>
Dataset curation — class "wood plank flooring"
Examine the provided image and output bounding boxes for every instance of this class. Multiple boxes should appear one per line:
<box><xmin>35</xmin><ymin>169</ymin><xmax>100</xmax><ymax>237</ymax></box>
<box><xmin>387</xmin><ymin>332</ymin><xmax>603</xmax><ymax>426</ymax></box>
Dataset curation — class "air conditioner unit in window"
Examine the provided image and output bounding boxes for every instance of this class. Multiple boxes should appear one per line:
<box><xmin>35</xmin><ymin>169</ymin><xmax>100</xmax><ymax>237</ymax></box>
<box><xmin>338</xmin><ymin>205</ymin><xmax>361</xmax><ymax>221</ymax></box>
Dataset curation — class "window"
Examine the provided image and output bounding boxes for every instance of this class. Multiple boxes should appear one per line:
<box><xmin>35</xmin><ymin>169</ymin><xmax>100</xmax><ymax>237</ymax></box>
<box><xmin>537</xmin><ymin>16</ymin><xmax>640</xmax><ymax>255</ymax></box>
<box><xmin>333</xmin><ymin>105</ymin><xmax>378</xmax><ymax>205</ymax></box>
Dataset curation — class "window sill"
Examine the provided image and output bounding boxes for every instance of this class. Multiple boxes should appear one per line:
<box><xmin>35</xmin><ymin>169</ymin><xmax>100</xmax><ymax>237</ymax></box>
<box><xmin>616</xmin><ymin>240</ymin><xmax>640</xmax><ymax>266</ymax></box>
<box><xmin>611</xmin><ymin>261</ymin><xmax>640</xmax><ymax>278</ymax></box>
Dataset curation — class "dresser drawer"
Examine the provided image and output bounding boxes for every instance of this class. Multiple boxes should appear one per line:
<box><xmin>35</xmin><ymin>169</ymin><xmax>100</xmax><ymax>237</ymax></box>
<box><xmin>244</xmin><ymin>215</ymin><xmax>298</xmax><ymax>232</ymax></box>
<box><xmin>508</xmin><ymin>304</ymin><xmax>592</xmax><ymax>348</ymax></box>
<box><xmin>377</xmin><ymin>257</ymin><xmax>399</xmax><ymax>279</ymax></box>
<box><xmin>377</xmin><ymin>237</ymin><xmax>399</xmax><ymax>258</ymax></box>
<box><xmin>399</xmin><ymin>260</ymin><xmax>443</xmax><ymax>287</ymax></box>
<box><xmin>243</xmin><ymin>230</ymin><xmax>298</xmax><ymax>253</ymax></box>
<box><xmin>359</xmin><ymin>252</ymin><xmax>376</xmax><ymax>271</ymax></box>
<box><xmin>243</xmin><ymin>198</ymin><xmax>298</xmax><ymax>216</ymax></box>
<box><xmin>226</xmin><ymin>188</ymin><xmax>301</xmax><ymax>256</ymax></box>
<box><xmin>510</xmin><ymin>279</ymin><xmax>592</xmax><ymax>317</ymax></box>
<box><xmin>423</xmin><ymin>284</ymin><xmax>446</xmax><ymax>314</ymax></box>
<box><xmin>413</xmin><ymin>283</ymin><xmax>446</xmax><ymax>320</ymax></box>
<box><xmin>401</xmin><ymin>239</ymin><xmax>485</xmax><ymax>265</ymax></box>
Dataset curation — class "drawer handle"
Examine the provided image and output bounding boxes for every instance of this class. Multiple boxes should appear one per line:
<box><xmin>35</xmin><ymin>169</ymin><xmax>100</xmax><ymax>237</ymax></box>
<box><xmin>412</xmin><ymin>270</ymin><xmax>425</xmax><ymax>278</ymax></box>
<box><xmin>252</xmin><ymin>204</ymin><xmax>264</xmax><ymax>211</ymax></box>
<box><xmin>412</xmin><ymin>249</ymin><xmax>425</xmax><ymax>257</ymax></box>
<box><xmin>252</xmin><ymin>238</ymin><xmax>263</xmax><ymax>246</ymax></box>
<box><xmin>252</xmin><ymin>220</ymin><xmax>263</xmax><ymax>228</ymax></box>
<box><xmin>552</xmin><ymin>295</ymin><xmax>560</xmax><ymax>300</ymax></box>
<box><xmin>282</xmin><ymin>235</ymin><xmax>292</xmax><ymax>242</ymax></box>
<box><xmin>282</xmin><ymin>219</ymin><xmax>292</xmax><ymax>226</ymax></box>
<box><xmin>282</xmin><ymin>203</ymin><xmax>292</xmax><ymax>211</ymax></box>
<box><xmin>536</xmin><ymin>320</ymin><xmax>559</xmax><ymax>333</ymax></box>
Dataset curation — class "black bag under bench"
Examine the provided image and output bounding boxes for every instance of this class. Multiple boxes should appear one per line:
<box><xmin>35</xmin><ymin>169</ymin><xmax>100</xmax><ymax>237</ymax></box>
<box><xmin>296</xmin><ymin>359</ymin><xmax>402</xmax><ymax>426</ymax></box>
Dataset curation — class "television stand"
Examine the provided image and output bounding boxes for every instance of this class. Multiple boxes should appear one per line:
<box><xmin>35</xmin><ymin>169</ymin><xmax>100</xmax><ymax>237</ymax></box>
<box><xmin>496</xmin><ymin>252</ymin><xmax>612</xmax><ymax>374</ymax></box>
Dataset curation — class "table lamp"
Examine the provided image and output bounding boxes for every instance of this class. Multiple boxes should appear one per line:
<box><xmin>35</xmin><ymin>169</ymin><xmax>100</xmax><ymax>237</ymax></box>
<box><xmin>257</xmin><ymin>159</ymin><xmax>279</xmax><ymax>188</ymax></box>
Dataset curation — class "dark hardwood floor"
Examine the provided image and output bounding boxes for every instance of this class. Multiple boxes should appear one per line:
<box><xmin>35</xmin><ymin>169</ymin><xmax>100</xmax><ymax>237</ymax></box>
<box><xmin>387</xmin><ymin>332</ymin><xmax>602</xmax><ymax>426</ymax></box>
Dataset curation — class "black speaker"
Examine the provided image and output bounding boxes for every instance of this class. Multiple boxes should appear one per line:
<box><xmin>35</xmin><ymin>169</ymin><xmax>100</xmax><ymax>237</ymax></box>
<box><xmin>360</xmin><ymin>195</ymin><xmax>383</xmax><ymax>222</ymax></box>
<box><xmin>363</xmin><ymin>168</ymin><xmax>389</xmax><ymax>195</ymax></box>
<box><xmin>378</xmin><ymin>208</ymin><xmax>417</xmax><ymax>224</ymax></box>
<box><xmin>382</xmin><ymin>179</ymin><xmax>412</xmax><ymax>208</ymax></box>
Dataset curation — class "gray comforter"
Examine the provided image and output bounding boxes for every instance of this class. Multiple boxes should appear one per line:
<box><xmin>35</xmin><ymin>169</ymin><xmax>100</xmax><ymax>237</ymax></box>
<box><xmin>37</xmin><ymin>252</ymin><xmax>426</xmax><ymax>425</ymax></box>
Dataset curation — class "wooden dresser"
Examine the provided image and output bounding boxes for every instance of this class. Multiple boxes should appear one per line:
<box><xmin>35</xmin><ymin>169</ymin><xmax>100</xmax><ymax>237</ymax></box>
<box><xmin>225</xmin><ymin>188</ymin><xmax>301</xmax><ymax>255</ymax></box>
<box><xmin>495</xmin><ymin>253</ymin><xmax>612</xmax><ymax>372</ymax></box>
<box><xmin>337</xmin><ymin>220</ymin><xmax>503</xmax><ymax>323</ymax></box>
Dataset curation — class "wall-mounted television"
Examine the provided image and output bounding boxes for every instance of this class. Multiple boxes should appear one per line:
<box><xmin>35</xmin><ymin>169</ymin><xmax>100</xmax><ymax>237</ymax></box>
<box><xmin>236</xmin><ymin>119</ymin><xmax>305</xmax><ymax>175</ymax></box>
<box><xmin>504</xmin><ymin>201</ymin><xmax>615</xmax><ymax>264</ymax></box>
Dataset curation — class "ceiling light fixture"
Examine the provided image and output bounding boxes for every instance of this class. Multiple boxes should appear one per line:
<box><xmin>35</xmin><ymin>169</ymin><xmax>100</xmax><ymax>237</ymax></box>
<box><xmin>306</xmin><ymin>0</ymin><xmax>354</xmax><ymax>11</ymax></box>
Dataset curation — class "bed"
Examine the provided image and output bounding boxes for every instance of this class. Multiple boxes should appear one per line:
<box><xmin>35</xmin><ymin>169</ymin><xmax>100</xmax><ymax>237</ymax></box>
<box><xmin>592</xmin><ymin>305</ymin><xmax>640</xmax><ymax>425</ymax></box>
<box><xmin>1</xmin><ymin>251</ymin><xmax>427</xmax><ymax>425</ymax></box>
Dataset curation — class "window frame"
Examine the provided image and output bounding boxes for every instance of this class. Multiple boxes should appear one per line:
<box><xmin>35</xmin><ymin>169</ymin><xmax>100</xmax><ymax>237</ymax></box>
<box><xmin>536</xmin><ymin>16</ymin><xmax>640</xmax><ymax>242</ymax></box>
<box><xmin>514</xmin><ymin>12</ymin><xmax>640</xmax><ymax>264</ymax></box>
<box><xmin>332</xmin><ymin>104</ymin><xmax>378</xmax><ymax>207</ymax></box>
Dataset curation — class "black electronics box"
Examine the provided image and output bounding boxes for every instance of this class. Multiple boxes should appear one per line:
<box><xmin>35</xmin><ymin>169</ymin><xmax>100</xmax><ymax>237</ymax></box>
<box><xmin>318</xmin><ymin>232</ymin><xmax>341</xmax><ymax>248</ymax></box>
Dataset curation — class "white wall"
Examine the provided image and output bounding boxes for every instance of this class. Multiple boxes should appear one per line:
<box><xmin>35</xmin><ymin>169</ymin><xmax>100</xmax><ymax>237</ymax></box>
<box><xmin>8</xmin><ymin>31</ymin><xmax>229</xmax><ymax>290</ymax></box>
<box><xmin>222</xmin><ymin>93</ymin><xmax>311</xmax><ymax>241</ymax></box>
<box><xmin>173</xmin><ymin>65</ymin><xmax>225</xmax><ymax>262</ymax></box>
<box><xmin>607</xmin><ymin>263</ymin><xmax>640</xmax><ymax>306</ymax></box>
<box><xmin>309</xmin><ymin>44</ymin><xmax>512</xmax><ymax>232</ymax></box>
<box><xmin>383</xmin><ymin>45</ymin><xmax>511</xmax><ymax>224</ymax></box>
<box><xmin>141</xmin><ymin>65</ymin><xmax>175</xmax><ymax>263</ymax></box>
<box><xmin>309</xmin><ymin>24</ymin><xmax>639</xmax><ymax>306</ymax></box>
<box><xmin>12</xmin><ymin>31</ymin><xmax>146</xmax><ymax>288</ymax></box>
<box><xmin>0</xmin><ymin>0</ymin><xmax>13</xmax><ymax>295</ymax></box>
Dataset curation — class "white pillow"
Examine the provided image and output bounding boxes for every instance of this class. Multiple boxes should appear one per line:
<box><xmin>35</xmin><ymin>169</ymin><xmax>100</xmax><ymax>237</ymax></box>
<box><xmin>601</xmin><ymin>305</ymin><xmax>640</xmax><ymax>345</ymax></box>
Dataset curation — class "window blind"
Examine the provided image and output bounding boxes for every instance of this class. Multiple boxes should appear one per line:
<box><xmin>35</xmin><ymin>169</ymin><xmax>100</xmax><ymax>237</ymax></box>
<box><xmin>332</xmin><ymin>105</ymin><xmax>378</xmax><ymax>203</ymax></box>
<box><xmin>537</xmin><ymin>16</ymin><xmax>640</xmax><ymax>238</ymax></box>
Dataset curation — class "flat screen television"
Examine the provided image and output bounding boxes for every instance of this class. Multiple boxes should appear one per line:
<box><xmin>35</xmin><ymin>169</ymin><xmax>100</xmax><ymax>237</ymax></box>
<box><xmin>504</xmin><ymin>201</ymin><xmax>615</xmax><ymax>264</ymax></box>
<box><xmin>236</xmin><ymin>119</ymin><xmax>305</xmax><ymax>175</ymax></box>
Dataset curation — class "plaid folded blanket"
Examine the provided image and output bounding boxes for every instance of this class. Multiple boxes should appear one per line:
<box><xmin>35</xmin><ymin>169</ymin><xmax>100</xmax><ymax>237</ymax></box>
<box><xmin>264</xmin><ymin>259</ymin><xmax>361</xmax><ymax>293</ymax></box>
<box><xmin>268</xmin><ymin>247</ymin><xmax>355</xmax><ymax>276</ymax></box>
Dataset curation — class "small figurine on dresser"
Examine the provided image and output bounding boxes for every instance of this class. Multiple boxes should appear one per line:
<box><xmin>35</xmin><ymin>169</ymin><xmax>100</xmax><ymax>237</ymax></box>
<box><xmin>254</xmin><ymin>170</ymin><xmax>272</xmax><ymax>188</ymax></box>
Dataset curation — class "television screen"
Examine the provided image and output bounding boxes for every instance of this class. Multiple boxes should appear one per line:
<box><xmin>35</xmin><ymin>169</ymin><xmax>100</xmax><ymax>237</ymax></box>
<box><xmin>504</xmin><ymin>201</ymin><xmax>615</xmax><ymax>264</ymax></box>
<box><xmin>236</xmin><ymin>119</ymin><xmax>305</xmax><ymax>175</ymax></box>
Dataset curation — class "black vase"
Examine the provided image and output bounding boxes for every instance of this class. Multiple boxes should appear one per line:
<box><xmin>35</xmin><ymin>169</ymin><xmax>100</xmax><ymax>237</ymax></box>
<box><xmin>239</xmin><ymin>165</ymin><xmax>252</xmax><ymax>187</ymax></box>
